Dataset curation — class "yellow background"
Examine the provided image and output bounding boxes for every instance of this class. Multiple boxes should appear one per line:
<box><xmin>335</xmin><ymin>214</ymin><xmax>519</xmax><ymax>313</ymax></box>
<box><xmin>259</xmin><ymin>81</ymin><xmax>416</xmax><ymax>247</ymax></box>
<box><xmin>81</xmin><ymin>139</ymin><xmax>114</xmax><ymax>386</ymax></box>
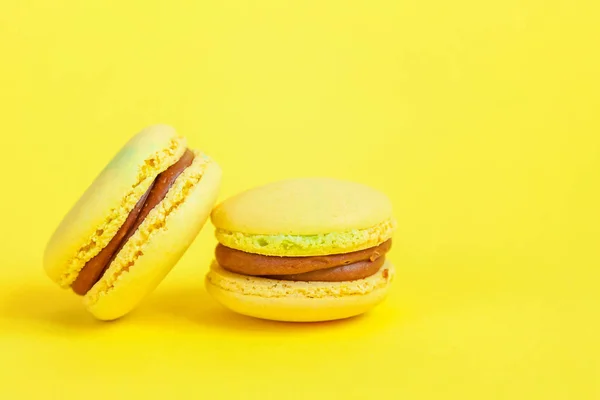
<box><xmin>1</xmin><ymin>0</ymin><xmax>598</xmax><ymax>398</ymax></box>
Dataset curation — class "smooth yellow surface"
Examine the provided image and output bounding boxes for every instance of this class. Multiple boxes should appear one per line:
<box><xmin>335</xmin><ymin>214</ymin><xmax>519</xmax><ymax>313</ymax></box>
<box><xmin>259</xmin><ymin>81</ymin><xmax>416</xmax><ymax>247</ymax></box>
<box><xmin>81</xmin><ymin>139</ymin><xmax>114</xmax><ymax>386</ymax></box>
<box><xmin>206</xmin><ymin>261</ymin><xmax>394</xmax><ymax>322</ymax></box>
<box><xmin>212</xmin><ymin>178</ymin><xmax>393</xmax><ymax>235</ymax></box>
<box><xmin>0</xmin><ymin>0</ymin><xmax>598</xmax><ymax>398</ymax></box>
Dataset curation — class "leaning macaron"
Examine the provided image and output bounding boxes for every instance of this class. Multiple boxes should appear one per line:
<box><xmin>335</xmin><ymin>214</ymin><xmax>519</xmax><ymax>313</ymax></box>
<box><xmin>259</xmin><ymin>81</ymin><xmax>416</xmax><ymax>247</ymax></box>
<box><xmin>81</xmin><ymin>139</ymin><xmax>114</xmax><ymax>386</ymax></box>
<box><xmin>205</xmin><ymin>177</ymin><xmax>396</xmax><ymax>322</ymax></box>
<box><xmin>44</xmin><ymin>125</ymin><xmax>221</xmax><ymax>320</ymax></box>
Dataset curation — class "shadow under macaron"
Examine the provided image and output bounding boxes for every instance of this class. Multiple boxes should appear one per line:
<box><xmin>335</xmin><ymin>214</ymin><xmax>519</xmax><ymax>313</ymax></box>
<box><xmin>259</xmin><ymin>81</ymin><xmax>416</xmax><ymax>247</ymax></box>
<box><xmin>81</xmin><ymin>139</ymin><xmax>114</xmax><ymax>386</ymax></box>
<box><xmin>1</xmin><ymin>278</ymin><xmax>381</xmax><ymax>335</ymax></box>
<box><xmin>135</xmin><ymin>285</ymin><xmax>369</xmax><ymax>333</ymax></box>
<box><xmin>0</xmin><ymin>280</ymin><xmax>109</xmax><ymax>335</ymax></box>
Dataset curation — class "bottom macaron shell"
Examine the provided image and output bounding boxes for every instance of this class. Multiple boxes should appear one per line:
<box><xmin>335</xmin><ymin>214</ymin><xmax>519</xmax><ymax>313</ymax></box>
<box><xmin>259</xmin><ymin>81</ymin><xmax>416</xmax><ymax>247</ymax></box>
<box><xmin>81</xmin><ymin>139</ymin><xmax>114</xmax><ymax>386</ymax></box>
<box><xmin>85</xmin><ymin>161</ymin><xmax>222</xmax><ymax>320</ymax></box>
<box><xmin>205</xmin><ymin>261</ymin><xmax>394</xmax><ymax>322</ymax></box>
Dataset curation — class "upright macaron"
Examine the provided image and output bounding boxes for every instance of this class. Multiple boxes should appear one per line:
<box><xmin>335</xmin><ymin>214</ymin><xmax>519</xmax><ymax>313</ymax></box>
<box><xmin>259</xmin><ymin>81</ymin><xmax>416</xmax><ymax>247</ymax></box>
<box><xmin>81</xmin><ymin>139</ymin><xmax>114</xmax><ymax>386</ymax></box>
<box><xmin>44</xmin><ymin>125</ymin><xmax>221</xmax><ymax>320</ymax></box>
<box><xmin>206</xmin><ymin>177</ymin><xmax>396</xmax><ymax>322</ymax></box>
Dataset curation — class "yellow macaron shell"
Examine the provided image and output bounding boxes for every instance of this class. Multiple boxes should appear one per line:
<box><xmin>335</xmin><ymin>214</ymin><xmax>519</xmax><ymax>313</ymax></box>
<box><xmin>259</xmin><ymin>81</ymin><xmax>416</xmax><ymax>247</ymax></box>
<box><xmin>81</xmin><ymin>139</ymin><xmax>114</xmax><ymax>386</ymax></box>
<box><xmin>205</xmin><ymin>261</ymin><xmax>395</xmax><ymax>322</ymax></box>
<box><xmin>211</xmin><ymin>178</ymin><xmax>395</xmax><ymax>256</ymax></box>
<box><xmin>86</xmin><ymin>154</ymin><xmax>222</xmax><ymax>320</ymax></box>
<box><xmin>44</xmin><ymin>125</ymin><xmax>186</xmax><ymax>287</ymax></box>
<box><xmin>212</xmin><ymin>177</ymin><xmax>392</xmax><ymax>235</ymax></box>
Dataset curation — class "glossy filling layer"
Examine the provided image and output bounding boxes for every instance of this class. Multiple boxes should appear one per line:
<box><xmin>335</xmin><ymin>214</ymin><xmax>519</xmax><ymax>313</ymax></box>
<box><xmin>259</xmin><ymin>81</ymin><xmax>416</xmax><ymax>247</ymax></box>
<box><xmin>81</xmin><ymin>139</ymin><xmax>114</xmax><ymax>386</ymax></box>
<box><xmin>71</xmin><ymin>149</ymin><xmax>195</xmax><ymax>295</ymax></box>
<box><xmin>215</xmin><ymin>239</ymin><xmax>391</xmax><ymax>282</ymax></box>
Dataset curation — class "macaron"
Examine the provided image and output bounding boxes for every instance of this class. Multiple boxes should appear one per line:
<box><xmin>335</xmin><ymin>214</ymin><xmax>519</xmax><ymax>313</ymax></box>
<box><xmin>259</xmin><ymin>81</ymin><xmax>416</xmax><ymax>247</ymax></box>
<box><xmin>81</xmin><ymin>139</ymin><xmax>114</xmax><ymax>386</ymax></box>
<box><xmin>205</xmin><ymin>177</ymin><xmax>396</xmax><ymax>322</ymax></box>
<box><xmin>44</xmin><ymin>125</ymin><xmax>221</xmax><ymax>320</ymax></box>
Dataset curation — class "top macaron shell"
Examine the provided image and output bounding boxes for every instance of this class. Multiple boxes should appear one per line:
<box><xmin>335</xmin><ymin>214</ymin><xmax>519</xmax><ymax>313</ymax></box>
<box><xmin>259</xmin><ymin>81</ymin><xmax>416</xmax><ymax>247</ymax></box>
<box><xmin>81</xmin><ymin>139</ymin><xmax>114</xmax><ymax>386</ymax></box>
<box><xmin>211</xmin><ymin>178</ymin><xmax>395</xmax><ymax>256</ymax></box>
<box><xmin>212</xmin><ymin>178</ymin><xmax>392</xmax><ymax>234</ymax></box>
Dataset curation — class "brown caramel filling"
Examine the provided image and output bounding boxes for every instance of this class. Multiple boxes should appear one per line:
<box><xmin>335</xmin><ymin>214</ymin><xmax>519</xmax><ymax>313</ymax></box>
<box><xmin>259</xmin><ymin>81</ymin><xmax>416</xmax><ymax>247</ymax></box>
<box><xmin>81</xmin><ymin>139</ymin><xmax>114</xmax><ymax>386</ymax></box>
<box><xmin>71</xmin><ymin>149</ymin><xmax>195</xmax><ymax>295</ymax></box>
<box><xmin>265</xmin><ymin>256</ymin><xmax>386</xmax><ymax>282</ymax></box>
<box><xmin>216</xmin><ymin>239</ymin><xmax>391</xmax><ymax>282</ymax></box>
